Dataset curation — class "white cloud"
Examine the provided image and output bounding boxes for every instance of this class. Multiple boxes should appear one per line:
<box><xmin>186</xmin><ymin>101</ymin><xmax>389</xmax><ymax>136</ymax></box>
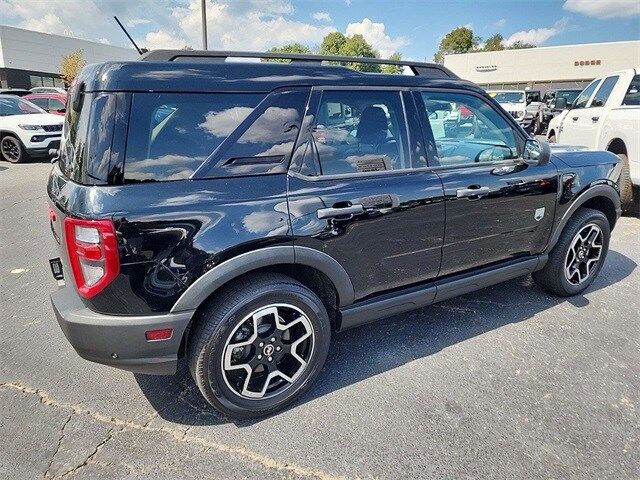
<box><xmin>126</xmin><ymin>18</ymin><xmax>152</xmax><ymax>27</ymax></box>
<box><xmin>99</xmin><ymin>37</ymin><xmax>111</xmax><ymax>45</ymax></box>
<box><xmin>505</xmin><ymin>18</ymin><xmax>568</xmax><ymax>46</ymax></box>
<box><xmin>144</xmin><ymin>30</ymin><xmax>189</xmax><ymax>49</ymax></box>
<box><xmin>0</xmin><ymin>0</ymin><xmax>336</xmax><ymax>51</ymax></box>
<box><xmin>495</xmin><ymin>18</ymin><xmax>506</xmax><ymax>28</ymax></box>
<box><xmin>173</xmin><ymin>0</ymin><xmax>335</xmax><ymax>51</ymax></box>
<box><xmin>312</xmin><ymin>11</ymin><xmax>332</xmax><ymax>22</ymax></box>
<box><xmin>345</xmin><ymin>18</ymin><xmax>409</xmax><ymax>58</ymax></box>
<box><xmin>564</xmin><ymin>0</ymin><xmax>640</xmax><ymax>18</ymax></box>
<box><xmin>345</xmin><ymin>0</ymin><xmax>352</xmax><ymax>5</ymax></box>
<box><xmin>22</xmin><ymin>13</ymin><xmax>65</xmax><ymax>34</ymax></box>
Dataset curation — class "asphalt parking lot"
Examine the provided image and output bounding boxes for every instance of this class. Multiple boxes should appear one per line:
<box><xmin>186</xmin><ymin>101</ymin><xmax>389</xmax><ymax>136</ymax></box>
<box><xmin>1</xmin><ymin>160</ymin><xmax>638</xmax><ymax>479</ymax></box>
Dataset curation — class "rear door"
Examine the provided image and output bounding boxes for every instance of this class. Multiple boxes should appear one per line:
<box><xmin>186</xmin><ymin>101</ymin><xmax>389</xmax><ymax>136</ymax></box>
<box><xmin>414</xmin><ymin>89</ymin><xmax>558</xmax><ymax>276</ymax></box>
<box><xmin>287</xmin><ymin>88</ymin><xmax>445</xmax><ymax>301</ymax></box>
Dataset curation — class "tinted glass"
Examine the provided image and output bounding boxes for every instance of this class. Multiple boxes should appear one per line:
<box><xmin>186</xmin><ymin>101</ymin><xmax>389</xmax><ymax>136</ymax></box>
<box><xmin>489</xmin><ymin>92</ymin><xmax>525</xmax><ymax>103</ymax></box>
<box><xmin>590</xmin><ymin>76</ymin><xmax>619</xmax><ymax>107</ymax></box>
<box><xmin>622</xmin><ymin>74</ymin><xmax>640</xmax><ymax>106</ymax></box>
<box><xmin>420</xmin><ymin>91</ymin><xmax>519</xmax><ymax>167</ymax></box>
<box><xmin>49</xmin><ymin>98</ymin><xmax>66</xmax><ymax>110</ymax></box>
<box><xmin>302</xmin><ymin>90</ymin><xmax>410</xmax><ymax>176</ymax></box>
<box><xmin>198</xmin><ymin>89</ymin><xmax>308</xmax><ymax>177</ymax></box>
<box><xmin>124</xmin><ymin>93</ymin><xmax>263</xmax><ymax>182</ymax></box>
<box><xmin>556</xmin><ymin>90</ymin><xmax>581</xmax><ymax>106</ymax></box>
<box><xmin>28</xmin><ymin>97</ymin><xmax>49</xmax><ymax>109</ymax></box>
<box><xmin>573</xmin><ymin>80</ymin><xmax>600</xmax><ymax>109</ymax></box>
<box><xmin>0</xmin><ymin>96</ymin><xmax>44</xmax><ymax>115</ymax></box>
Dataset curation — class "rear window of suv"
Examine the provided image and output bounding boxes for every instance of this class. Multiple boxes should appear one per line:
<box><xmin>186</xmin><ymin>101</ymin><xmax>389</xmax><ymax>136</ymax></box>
<box><xmin>124</xmin><ymin>93</ymin><xmax>264</xmax><ymax>182</ymax></box>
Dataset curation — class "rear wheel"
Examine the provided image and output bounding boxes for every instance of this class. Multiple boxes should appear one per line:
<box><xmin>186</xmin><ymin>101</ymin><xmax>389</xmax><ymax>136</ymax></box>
<box><xmin>187</xmin><ymin>273</ymin><xmax>331</xmax><ymax>418</ymax></box>
<box><xmin>617</xmin><ymin>153</ymin><xmax>639</xmax><ymax>216</ymax></box>
<box><xmin>1</xmin><ymin>135</ymin><xmax>27</xmax><ymax>163</ymax></box>
<box><xmin>548</xmin><ymin>133</ymin><xmax>556</xmax><ymax>143</ymax></box>
<box><xmin>533</xmin><ymin>208</ymin><xmax>610</xmax><ymax>296</ymax></box>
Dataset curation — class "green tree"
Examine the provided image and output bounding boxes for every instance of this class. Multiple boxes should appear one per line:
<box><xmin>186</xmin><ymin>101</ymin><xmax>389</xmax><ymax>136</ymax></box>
<box><xmin>483</xmin><ymin>34</ymin><xmax>504</xmax><ymax>52</ymax></box>
<box><xmin>339</xmin><ymin>34</ymin><xmax>381</xmax><ymax>72</ymax></box>
<box><xmin>381</xmin><ymin>52</ymin><xmax>403</xmax><ymax>74</ymax></box>
<box><xmin>263</xmin><ymin>43</ymin><xmax>312</xmax><ymax>62</ymax></box>
<box><xmin>59</xmin><ymin>49</ymin><xmax>86</xmax><ymax>86</ymax></box>
<box><xmin>320</xmin><ymin>32</ymin><xmax>347</xmax><ymax>56</ymax></box>
<box><xmin>433</xmin><ymin>26</ymin><xmax>479</xmax><ymax>63</ymax></box>
<box><xmin>508</xmin><ymin>40</ymin><xmax>536</xmax><ymax>50</ymax></box>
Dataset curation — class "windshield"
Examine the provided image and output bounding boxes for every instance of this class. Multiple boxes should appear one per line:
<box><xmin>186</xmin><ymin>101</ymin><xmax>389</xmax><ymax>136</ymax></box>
<box><xmin>489</xmin><ymin>92</ymin><xmax>525</xmax><ymax>104</ymax></box>
<box><xmin>556</xmin><ymin>90</ymin><xmax>581</xmax><ymax>105</ymax></box>
<box><xmin>0</xmin><ymin>96</ymin><xmax>45</xmax><ymax>116</ymax></box>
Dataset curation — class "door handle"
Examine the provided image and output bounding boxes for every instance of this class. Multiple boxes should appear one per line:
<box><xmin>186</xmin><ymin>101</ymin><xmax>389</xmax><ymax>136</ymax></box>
<box><xmin>591</xmin><ymin>116</ymin><xmax>599</xmax><ymax>122</ymax></box>
<box><xmin>456</xmin><ymin>186</ymin><xmax>491</xmax><ymax>198</ymax></box>
<box><xmin>317</xmin><ymin>204</ymin><xmax>364</xmax><ymax>219</ymax></box>
<box><xmin>572</xmin><ymin>116</ymin><xmax>579</xmax><ymax>121</ymax></box>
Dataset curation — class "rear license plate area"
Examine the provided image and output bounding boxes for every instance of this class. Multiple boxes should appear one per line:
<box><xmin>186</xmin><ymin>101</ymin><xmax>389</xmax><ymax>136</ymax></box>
<box><xmin>49</xmin><ymin>258</ymin><xmax>64</xmax><ymax>280</ymax></box>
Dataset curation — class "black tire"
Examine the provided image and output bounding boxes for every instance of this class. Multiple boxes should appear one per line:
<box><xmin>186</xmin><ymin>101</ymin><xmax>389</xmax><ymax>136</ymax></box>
<box><xmin>617</xmin><ymin>153</ymin><xmax>639</xmax><ymax>216</ymax></box>
<box><xmin>548</xmin><ymin>133</ymin><xmax>556</xmax><ymax>143</ymax></box>
<box><xmin>187</xmin><ymin>273</ymin><xmax>331</xmax><ymax>419</ymax></box>
<box><xmin>1</xmin><ymin>135</ymin><xmax>27</xmax><ymax>163</ymax></box>
<box><xmin>533</xmin><ymin>207</ymin><xmax>610</xmax><ymax>296</ymax></box>
<box><xmin>533</xmin><ymin>116</ymin><xmax>542</xmax><ymax>135</ymax></box>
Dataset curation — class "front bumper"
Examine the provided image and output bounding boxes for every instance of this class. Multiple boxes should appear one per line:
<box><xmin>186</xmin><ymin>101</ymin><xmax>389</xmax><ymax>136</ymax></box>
<box><xmin>26</xmin><ymin>136</ymin><xmax>61</xmax><ymax>157</ymax></box>
<box><xmin>51</xmin><ymin>286</ymin><xmax>194</xmax><ymax>375</ymax></box>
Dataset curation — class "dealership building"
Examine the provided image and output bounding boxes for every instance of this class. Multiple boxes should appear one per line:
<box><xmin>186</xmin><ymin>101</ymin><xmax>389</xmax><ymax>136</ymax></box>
<box><xmin>444</xmin><ymin>40</ymin><xmax>640</xmax><ymax>91</ymax></box>
<box><xmin>0</xmin><ymin>25</ymin><xmax>139</xmax><ymax>89</ymax></box>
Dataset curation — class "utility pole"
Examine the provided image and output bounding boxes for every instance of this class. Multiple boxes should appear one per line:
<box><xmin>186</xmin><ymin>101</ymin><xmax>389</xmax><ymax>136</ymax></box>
<box><xmin>201</xmin><ymin>0</ymin><xmax>208</xmax><ymax>50</ymax></box>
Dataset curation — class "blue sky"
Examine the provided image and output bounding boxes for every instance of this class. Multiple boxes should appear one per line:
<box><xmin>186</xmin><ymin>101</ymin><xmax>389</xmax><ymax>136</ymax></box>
<box><xmin>2</xmin><ymin>0</ymin><xmax>639</xmax><ymax>60</ymax></box>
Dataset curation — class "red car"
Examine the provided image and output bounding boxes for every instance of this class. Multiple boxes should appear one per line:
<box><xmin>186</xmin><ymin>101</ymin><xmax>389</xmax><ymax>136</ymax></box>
<box><xmin>23</xmin><ymin>92</ymin><xmax>67</xmax><ymax>116</ymax></box>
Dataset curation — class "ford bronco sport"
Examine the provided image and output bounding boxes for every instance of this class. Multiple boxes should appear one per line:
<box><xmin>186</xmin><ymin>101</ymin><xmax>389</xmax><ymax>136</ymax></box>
<box><xmin>48</xmin><ymin>50</ymin><xmax>622</xmax><ymax>418</ymax></box>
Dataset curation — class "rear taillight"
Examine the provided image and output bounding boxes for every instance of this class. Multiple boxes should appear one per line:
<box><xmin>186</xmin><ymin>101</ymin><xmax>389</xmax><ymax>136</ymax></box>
<box><xmin>64</xmin><ymin>217</ymin><xmax>120</xmax><ymax>298</ymax></box>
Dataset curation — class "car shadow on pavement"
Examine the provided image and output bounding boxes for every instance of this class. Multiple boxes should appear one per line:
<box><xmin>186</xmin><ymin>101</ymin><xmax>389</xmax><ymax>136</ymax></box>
<box><xmin>134</xmin><ymin>249</ymin><xmax>636</xmax><ymax>426</ymax></box>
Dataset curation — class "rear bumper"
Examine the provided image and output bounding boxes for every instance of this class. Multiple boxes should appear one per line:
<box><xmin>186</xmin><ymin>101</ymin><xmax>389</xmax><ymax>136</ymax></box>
<box><xmin>51</xmin><ymin>286</ymin><xmax>194</xmax><ymax>375</ymax></box>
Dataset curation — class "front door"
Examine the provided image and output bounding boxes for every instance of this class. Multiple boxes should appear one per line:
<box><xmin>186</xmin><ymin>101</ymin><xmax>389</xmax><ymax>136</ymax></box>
<box><xmin>415</xmin><ymin>89</ymin><xmax>559</xmax><ymax>276</ymax></box>
<box><xmin>557</xmin><ymin>78</ymin><xmax>601</xmax><ymax>147</ymax></box>
<box><xmin>287</xmin><ymin>89</ymin><xmax>445</xmax><ymax>301</ymax></box>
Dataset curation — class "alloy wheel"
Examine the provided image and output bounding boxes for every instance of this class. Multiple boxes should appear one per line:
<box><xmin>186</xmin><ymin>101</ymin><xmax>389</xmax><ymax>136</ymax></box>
<box><xmin>1</xmin><ymin>137</ymin><xmax>21</xmax><ymax>163</ymax></box>
<box><xmin>221</xmin><ymin>304</ymin><xmax>314</xmax><ymax>399</ymax></box>
<box><xmin>564</xmin><ymin>223</ymin><xmax>603</xmax><ymax>285</ymax></box>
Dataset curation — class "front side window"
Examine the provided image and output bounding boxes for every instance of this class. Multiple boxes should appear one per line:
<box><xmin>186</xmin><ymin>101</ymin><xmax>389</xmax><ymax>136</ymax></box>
<box><xmin>622</xmin><ymin>75</ymin><xmax>640</xmax><ymax>106</ymax></box>
<box><xmin>573</xmin><ymin>80</ymin><xmax>601</xmax><ymax>109</ymax></box>
<box><xmin>420</xmin><ymin>91</ymin><xmax>519</xmax><ymax>167</ymax></box>
<box><xmin>124</xmin><ymin>93</ymin><xmax>263</xmax><ymax>182</ymax></box>
<box><xmin>300</xmin><ymin>90</ymin><xmax>410</xmax><ymax>176</ymax></box>
<box><xmin>590</xmin><ymin>76</ymin><xmax>619</xmax><ymax>107</ymax></box>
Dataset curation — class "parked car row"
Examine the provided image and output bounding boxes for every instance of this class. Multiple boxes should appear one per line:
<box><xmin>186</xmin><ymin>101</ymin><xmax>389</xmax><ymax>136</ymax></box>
<box><xmin>0</xmin><ymin>95</ymin><xmax>63</xmax><ymax>163</ymax></box>
<box><xmin>547</xmin><ymin>68</ymin><xmax>639</xmax><ymax>214</ymax></box>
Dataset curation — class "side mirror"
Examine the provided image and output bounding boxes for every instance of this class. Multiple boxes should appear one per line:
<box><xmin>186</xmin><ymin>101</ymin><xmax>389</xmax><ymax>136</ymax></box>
<box><xmin>555</xmin><ymin>97</ymin><xmax>568</xmax><ymax>110</ymax></box>
<box><xmin>522</xmin><ymin>139</ymin><xmax>551</xmax><ymax>166</ymax></box>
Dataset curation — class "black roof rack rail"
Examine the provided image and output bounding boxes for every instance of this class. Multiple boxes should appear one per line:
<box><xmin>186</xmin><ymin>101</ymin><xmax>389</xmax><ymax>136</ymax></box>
<box><xmin>139</xmin><ymin>49</ymin><xmax>458</xmax><ymax>78</ymax></box>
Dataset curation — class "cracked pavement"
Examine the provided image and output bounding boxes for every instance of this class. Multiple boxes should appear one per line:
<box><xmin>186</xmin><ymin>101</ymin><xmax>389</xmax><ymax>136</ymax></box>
<box><xmin>1</xmin><ymin>161</ymin><xmax>639</xmax><ymax>479</ymax></box>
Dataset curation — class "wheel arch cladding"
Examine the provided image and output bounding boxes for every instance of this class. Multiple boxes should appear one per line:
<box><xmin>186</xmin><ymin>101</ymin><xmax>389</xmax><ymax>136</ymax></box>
<box><xmin>170</xmin><ymin>246</ymin><xmax>355</xmax><ymax>313</ymax></box>
<box><xmin>545</xmin><ymin>184</ymin><xmax>621</xmax><ymax>253</ymax></box>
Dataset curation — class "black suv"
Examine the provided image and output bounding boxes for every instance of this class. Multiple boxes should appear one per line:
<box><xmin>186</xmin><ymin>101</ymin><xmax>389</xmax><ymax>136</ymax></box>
<box><xmin>48</xmin><ymin>51</ymin><xmax>622</xmax><ymax>418</ymax></box>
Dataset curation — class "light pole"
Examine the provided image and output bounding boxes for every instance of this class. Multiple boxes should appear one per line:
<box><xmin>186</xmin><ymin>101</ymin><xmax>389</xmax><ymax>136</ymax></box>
<box><xmin>201</xmin><ymin>0</ymin><xmax>208</xmax><ymax>50</ymax></box>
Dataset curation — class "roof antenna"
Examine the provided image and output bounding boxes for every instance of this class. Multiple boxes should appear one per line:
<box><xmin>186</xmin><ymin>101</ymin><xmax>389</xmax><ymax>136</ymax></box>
<box><xmin>114</xmin><ymin>16</ymin><xmax>144</xmax><ymax>55</ymax></box>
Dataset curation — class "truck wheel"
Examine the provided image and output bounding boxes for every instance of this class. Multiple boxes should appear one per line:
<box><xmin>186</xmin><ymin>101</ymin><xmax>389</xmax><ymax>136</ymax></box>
<box><xmin>187</xmin><ymin>273</ymin><xmax>331</xmax><ymax>419</ymax></box>
<box><xmin>533</xmin><ymin>208</ymin><xmax>610</xmax><ymax>297</ymax></box>
<box><xmin>533</xmin><ymin>116</ymin><xmax>542</xmax><ymax>135</ymax></box>
<box><xmin>548</xmin><ymin>133</ymin><xmax>556</xmax><ymax>143</ymax></box>
<box><xmin>617</xmin><ymin>153</ymin><xmax>639</xmax><ymax>216</ymax></box>
<box><xmin>1</xmin><ymin>135</ymin><xmax>27</xmax><ymax>163</ymax></box>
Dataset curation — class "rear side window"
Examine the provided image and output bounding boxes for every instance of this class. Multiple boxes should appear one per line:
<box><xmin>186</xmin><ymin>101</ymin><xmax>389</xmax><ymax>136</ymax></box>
<box><xmin>590</xmin><ymin>76</ymin><xmax>619</xmax><ymax>107</ymax></box>
<box><xmin>299</xmin><ymin>90</ymin><xmax>410</xmax><ymax>176</ymax></box>
<box><xmin>622</xmin><ymin>75</ymin><xmax>640</xmax><ymax>106</ymax></box>
<box><xmin>124</xmin><ymin>93</ymin><xmax>264</xmax><ymax>182</ymax></box>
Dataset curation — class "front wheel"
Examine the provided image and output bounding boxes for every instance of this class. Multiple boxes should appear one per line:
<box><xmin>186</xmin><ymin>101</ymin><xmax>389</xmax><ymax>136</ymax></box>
<box><xmin>1</xmin><ymin>135</ymin><xmax>27</xmax><ymax>163</ymax></box>
<box><xmin>187</xmin><ymin>273</ymin><xmax>331</xmax><ymax>418</ymax></box>
<box><xmin>617</xmin><ymin>153</ymin><xmax>639</xmax><ymax>216</ymax></box>
<box><xmin>533</xmin><ymin>208</ymin><xmax>610</xmax><ymax>296</ymax></box>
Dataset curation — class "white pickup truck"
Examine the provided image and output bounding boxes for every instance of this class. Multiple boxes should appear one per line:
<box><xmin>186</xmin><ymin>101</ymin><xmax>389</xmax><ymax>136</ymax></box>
<box><xmin>547</xmin><ymin>68</ymin><xmax>640</xmax><ymax>214</ymax></box>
